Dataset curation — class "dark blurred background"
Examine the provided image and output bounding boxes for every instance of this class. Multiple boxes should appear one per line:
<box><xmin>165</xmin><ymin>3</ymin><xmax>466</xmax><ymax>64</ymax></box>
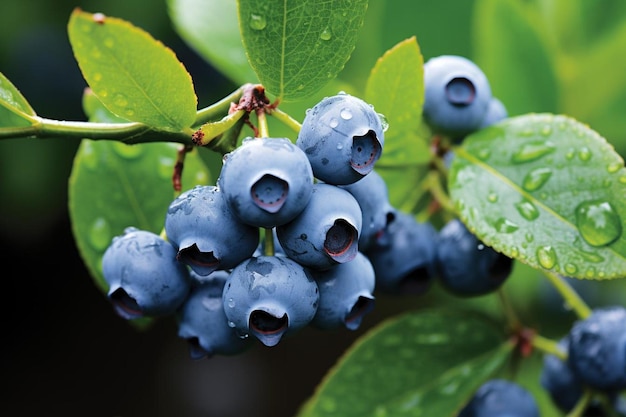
<box><xmin>2</xmin><ymin>1</ymin><xmax>626</xmax><ymax>416</ymax></box>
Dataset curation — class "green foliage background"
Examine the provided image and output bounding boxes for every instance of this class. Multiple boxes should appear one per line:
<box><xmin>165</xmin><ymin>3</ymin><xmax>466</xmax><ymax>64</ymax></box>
<box><xmin>1</xmin><ymin>1</ymin><xmax>626</xmax><ymax>416</ymax></box>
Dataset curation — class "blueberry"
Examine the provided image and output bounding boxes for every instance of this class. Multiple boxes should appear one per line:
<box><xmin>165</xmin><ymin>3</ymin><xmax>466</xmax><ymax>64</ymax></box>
<box><xmin>310</xmin><ymin>251</ymin><xmax>376</xmax><ymax>331</ymax></box>
<box><xmin>218</xmin><ymin>137</ymin><xmax>314</xmax><ymax>227</ymax></box>
<box><xmin>221</xmin><ymin>255</ymin><xmax>319</xmax><ymax>347</ymax></box>
<box><xmin>540</xmin><ymin>337</ymin><xmax>584</xmax><ymax>413</ymax></box>
<box><xmin>364</xmin><ymin>210</ymin><xmax>438</xmax><ymax>295</ymax></box>
<box><xmin>177</xmin><ymin>272</ymin><xmax>252</xmax><ymax>359</ymax></box>
<box><xmin>435</xmin><ymin>218</ymin><xmax>512</xmax><ymax>297</ymax></box>
<box><xmin>567</xmin><ymin>305</ymin><xmax>626</xmax><ymax>391</ymax></box>
<box><xmin>277</xmin><ymin>182</ymin><xmax>362</xmax><ymax>270</ymax></box>
<box><xmin>458</xmin><ymin>379</ymin><xmax>539</xmax><ymax>417</ymax></box>
<box><xmin>479</xmin><ymin>96</ymin><xmax>508</xmax><ymax>129</ymax></box>
<box><xmin>164</xmin><ymin>185</ymin><xmax>260</xmax><ymax>276</ymax></box>
<box><xmin>296</xmin><ymin>92</ymin><xmax>385</xmax><ymax>185</ymax></box>
<box><xmin>339</xmin><ymin>169</ymin><xmax>395</xmax><ymax>252</ymax></box>
<box><xmin>102</xmin><ymin>227</ymin><xmax>191</xmax><ymax>319</ymax></box>
<box><xmin>423</xmin><ymin>55</ymin><xmax>492</xmax><ymax>140</ymax></box>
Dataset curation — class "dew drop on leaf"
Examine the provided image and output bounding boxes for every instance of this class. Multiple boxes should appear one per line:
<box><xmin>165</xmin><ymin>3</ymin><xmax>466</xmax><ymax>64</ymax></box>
<box><xmin>494</xmin><ymin>218</ymin><xmax>519</xmax><ymax>233</ymax></box>
<box><xmin>537</xmin><ymin>245</ymin><xmax>557</xmax><ymax>269</ymax></box>
<box><xmin>522</xmin><ymin>167</ymin><xmax>553</xmax><ymax>191</ymax></box>
<box><xmin>607</xmin><ymin>162</ymin><xmax>622</xmax><ymax>173</ymax></box>
<box><xmin>320</xmin><ymin>27</ymin><xmax>332</xmax><ymax>40</ymax></box>
<box><xmin>575</xmin><ymin>200</ymin><xmax>622</xmax><ymax>247</ymax></box>
<box><xmin>578</xmin><ymin>147</ymin><xmax>592</xmax><ymax>161</ymax></box>
<box><xmin>511</xmin><ymin>141</ymin><xmax>556</xmax><ymax>163</ymax></box>
<box><xmin>515</xmin><ymin>199</ymin><xmax>539</xmax><ymax>221</ymax></box>
<box><xmin>89</xmin><ymin>217</ymin><xmax>112</xmax><ymax>251</ymax></box>
<box><xmin>249</xmin><ymin>14</ymin><xmax>267</xmax><ymax>30</ymax></box>
<box><xmin>564</xmin><ymin>263</ymin><xmax>578</xmax><ymax>275</ymax></box>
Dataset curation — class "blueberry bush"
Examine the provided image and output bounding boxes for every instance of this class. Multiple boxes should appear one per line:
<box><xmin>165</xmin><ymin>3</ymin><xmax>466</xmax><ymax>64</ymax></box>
<box><xmin>2</xmin><ymin>0</ymin><xmax>626</xmax><ymax>416</ymax></box>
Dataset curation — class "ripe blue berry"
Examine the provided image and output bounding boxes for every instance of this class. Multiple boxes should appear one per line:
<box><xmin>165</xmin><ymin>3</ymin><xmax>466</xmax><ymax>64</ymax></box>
<box><xmin>177</xmin><ymin>271</ymin><xmax>253</xmax><ymax>359</ymax></box>
<box><xmin>102</xmin><ymin>227</ymin><xmax>191</xmax><ymax>319</ymax></box>
<box><xmin>435</xmin><ymin>218</ymin><xmax>512</xmax><ymax>297</ymax></box>
<box><xmin>479</xmin><ymin>96</ymin><xmax>508</xmax><ymax>129</ymax></box>
<box><xmin>296</xmin><ymin>92</ymin><xmax>385</xmax><ymax>185</ymax></box>
<box><xmin>423</xmin><ymin>55</ymin><xmax>492</xmax><ymax>140</ymax></box>
<box><xmin>218</xmin><ymin>137</ymin><xmax>314</xmax><ymax>227</ymax></box>
<box><xmin>364</xmin><ymin>210</ymin><xmax>437</xmax><ymax>295</ymax></box>
<box><xmin>164</xmin><ymin>185</ymin><xmax>260</xmax><ymax>276</ymax></box>
<box><xmin>339</xmin><ymin>169</ymin><xmax>395</xmax><ymax>252</ymax></box>
<box><xmin>310</xmin><ymin>251</ymin><xmax>376</xmax><ymax>331</ymax></box>
<box><xmin>458</xmin><ymin>379</ymin><xmax>540</xmax><ymax>417</ymax></box>
<box><xmin>221</xmin><ymin>255</ymin><xmax>319</xmax><ymax>347</ymax></box>
<box><xmin>567</xmin><ymin>305</ymin><xmax>626</xmax><ymax>391</ymax></box>
<box><xmin>540</xmin><ymin>337</ymin><xmax>584</xmax><ymax>413</ymax></box>
<box><xmin>277</xmin><ymin>182</ymin><xmax>362</xmax><ymax>270</ymax></box>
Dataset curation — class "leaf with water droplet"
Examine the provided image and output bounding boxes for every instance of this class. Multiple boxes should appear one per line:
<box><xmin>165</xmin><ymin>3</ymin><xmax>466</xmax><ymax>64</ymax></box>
<box><xmin>237</xmin><ymin>0</ymin><xmax>368</xmax><ymax>101</ymax></box>
<box><xmin>0</xmin><ymin>72</ymin><xmax>36</xmax><ymax>128</ymax></box>
<box><xmin>68</xmin><ymin>9</ymin><xmax>197</xmax><ymax>130</ymax></box>
<box><xmin>449</xmin><ymin>113</ymin><xmax>626</xmax><ymax>280</ymax></box>
<box><xmin>364</xmin><ymin>37</ymin><xmax>431</xmax><ymax>213</ymax></box>
<box><xmin>68</xmin><ymin>91</ymin><xmax>211</xmax><ymax>294</ymax></box>
<box><xmin>297</xmin><ymin>309</ymin><xmax>511</xmax><ymax>417</ymax></box>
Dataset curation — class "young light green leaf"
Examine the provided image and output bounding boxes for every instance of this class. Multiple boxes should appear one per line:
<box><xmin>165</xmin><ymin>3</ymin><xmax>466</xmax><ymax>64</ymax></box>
<box><xmin>449</xmin><ymin>113</ymin><xmax>626</xmax><ymax>280</ymax></box>
<box><xmin>297</xmin><ymin>309</ymin><xmax>510</xmax><ymax>417</ymax></box>
<box><xmin>167</xmin><ymin>0</ymin><xmax>259</xmax><ymax>85</ymax></box>
<box><xmin>67</xmin><ymin>8</ymin><xmax>197</xmax><ymax>130</ymax></box>
<box><xmin>237</xmin><ymin>0</ymin><xmax>368</xmax><ymax>102</ymax></box>
<box><xmin>364</xmin><ymin>37</ymin><xmax>431</xmax><ymax>213</ymax></box>
<box><xmin>69</xmin><ymin>90</ymin><xmax>211</xmax><ymax>293</ymax></box>
<box><xmin>0</xmin><ymin>72</ymin><xmax>36</xmax><ymax>127</ymax></box>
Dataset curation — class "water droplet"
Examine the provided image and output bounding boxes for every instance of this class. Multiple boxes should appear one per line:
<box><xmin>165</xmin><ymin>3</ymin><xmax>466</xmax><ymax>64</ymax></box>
<box><xmin>336</xmin><ymin>143</ymin><xmax>344</xmax><ymax>150</ymax></box>
<box><xmin>114</xmin><ymin>93</ymin><xmax>128</xmax><ymax>107</ymax></box>
<box><xmin>124</xmin><ymin>109</ymin><xmax>135</xmax><ymax>117</ymax></box>
<box><xmin>537</xmin><ymin>246</ymin><xmax>557</xmax><ymax>269</ymax></box>
<box><xmin>89</xmin><ymin>217</ymin><xmax>112</xmax><ymax>251</ymax></box>
<box><xmin>585</xmin><ymin>267</ymin><xmax>596</xmax><ymax>278</ymax></box>
<box><xmin>565</xmin><ymin>148</ymin><xmax>575</xmax><ymax>160</ymax></box>
<box><xmin>377</xmin><ymin>112</ymin><xmax>389</xmax><ymax>132</ymax></box>
<box><xmin>495</xmin><ymin>218</ymin><xmax>518</xmax><ymax>233</ymax></box>
<box><xmin>510</xmin><ymin>246</ymin><xmax>520</xmax><ymax>258</ymax></box>
<box><xmin>329</xmin><ymin>117</ymin><xmax>339</xmax><ymax>128</ymax></box>
<box><xmin>525</xmin><ymin>232</ymin><xmax>534</xmax><ymax>243</ymax></box>
<box><xmin>522</xmin><ymin>167</ymin><xmax>553</xmax><ymax>191</ymax></box>
<box><xmin>487</xmin><ymin>193</ymin><xmax>498</xmax><ymax>203</ymax></box>
<box><xmin>227</xmin><ymin>298</ymin><xmax>236</xmax><ymax>308</ymax></box>
<box><xmin>511</xmin><ymin>141</ymin><xmax>556</xmax><ymax>163</ymax></box>
<box><xmin>540</xmin><ymin>125</ymin><xmax>553</xmax><ymax>136</ymax></box>
<box><xmin>97</xmin><ymin>89</ymin><xmax>108</xmax><ymax>98</ymax></box>
<box><xmin>577</xmin><ymin>249</ymin><xmax>604</xmax><ymax>263</ymax></box>
<box><xmin>620</xmin><ymin>175</ymin><xmax>626</xmax><ymax>184</ymax></box>
<box><xmin>93</xmin><ymin>72</ymin><xmax>103</xmax><ymax>82</ymax></box>
<box><xmin>112</xmin><ymin>142</ymin><xmax>143</xmax><ymax>159</ymax></box>
<box><xmin>578</xmin><ymin>147</ymin><xmax>592</xmax><ymax>161</ymax></box>
<box><xmin>227</xmin><ymin>321</ymin><xmax>236</xmax><ymax>328</ymax></box>
<box><xmin>607</xmin><ymin>162</ymin><xmax>622</xmax><ymax>173</ymax></box>
<box><xmin>575</xmin><ymin>200</ymin><xmax>622</xmax><ymax>247</ymax></box>
<box><xmin>340</xmin><ymin>108</ymin><xmax>353</xmax><ymax>120</ymax></box>
<box><xmin>515</xmin><ymin>199</ymin><xmax>539</xmax><ymax>221</ymax></box>
<box><xmin>320</xmin><ymin>27</ymin><xmax>332</xmax><ymax>40</ymax></box>
<box><xmin>249</xmin><ymin>14</ymin><xmax>267</xmax><ymax>30</ymax></box>
<box><xmin>477</xmin><ymin>149</ymin><xmax>491</xmax><ymax>160</ymax></box>
<box><xmin>564</xmin><ymin>263</ymin><xmax>578</xmax><ymax>275</ymax></box>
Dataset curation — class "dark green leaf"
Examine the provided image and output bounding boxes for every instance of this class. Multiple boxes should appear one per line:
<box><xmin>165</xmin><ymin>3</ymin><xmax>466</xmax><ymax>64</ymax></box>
<box><xmin>67</xmin><ymin>8</ymin><xmax>197</xmax><ymax>130</ymax></box>
<box><xmin>472</xmin><ymin>0</ymin><xmax>558</xmax><ymax>116</ymax></box>
<box><xmin>449</xmin><ymin>113</ymin><xmax>626</xmax><ymax>280</ymax></box>
<box><xmin>237</xmin><ymin>0</ymin><xmax>368</xmax><ymax>102</ymax></box>
<box><xmin>167</xmin><ymin>0</ymin><xmax>259</xmax><ymax>85</ymax></box>
<box><xmin>69</xmin><ymin>90</ymin><xmax>211</xmax><ymax>293</ymax></box>
<box><xmin>0</xmin><ymin>72</ymin><xmax>36</xmax><ymax>127</ymax></box>
<box><xmin>297</xmin><ymin>309</ymin><xmax>510</xmax><ymax>417</ymax></box>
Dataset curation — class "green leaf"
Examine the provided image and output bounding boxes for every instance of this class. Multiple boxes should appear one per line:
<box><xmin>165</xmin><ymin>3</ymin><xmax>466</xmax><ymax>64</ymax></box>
<box><xmin>297</xmin><ymin>309</ymin><xmax>511</xmax><ymax>417</ymax></box>
<box><xmin>167</xmin><ymin>0</ymin><xmax>259</xmax><ymax>85</ymax></box>
<box><xmin>0</xmin><ymin>72</ymin><xmax>36</xmax><ymax>127</ymax></box>
<box><xmin>69</xmin><ymin>90</ymin><xmax>211</xmax><ymax>293</ymax></box>
<box><xmin>67</xmin><ymin>8</ymin><xmax>197</xmax><ymax>130</ymax></box>
<box><xmin>449</xmin><ymin>113</ymin><xmax>626</xmax><ymax>280</ymax></box>
<box><xmin>364</xmin><ymin>36</ymin><xmax>431</xmax><ymax>214</ymax></box>
<box><xmin>237</xmin><ymin>0</ymin><xmax>368</xmax><ymax>102</ymax></box>
<box><xmin>472</xmin><ymin>0</ymin><xmax>559</xmax><ymax>116</ymax></box>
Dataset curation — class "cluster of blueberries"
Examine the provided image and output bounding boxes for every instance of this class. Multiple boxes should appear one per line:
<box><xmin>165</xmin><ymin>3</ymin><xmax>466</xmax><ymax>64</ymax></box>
<box><xmin>101</xmin><ymin>55</ymin><xmax>625</xmax><ymax>415</ymax></box>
